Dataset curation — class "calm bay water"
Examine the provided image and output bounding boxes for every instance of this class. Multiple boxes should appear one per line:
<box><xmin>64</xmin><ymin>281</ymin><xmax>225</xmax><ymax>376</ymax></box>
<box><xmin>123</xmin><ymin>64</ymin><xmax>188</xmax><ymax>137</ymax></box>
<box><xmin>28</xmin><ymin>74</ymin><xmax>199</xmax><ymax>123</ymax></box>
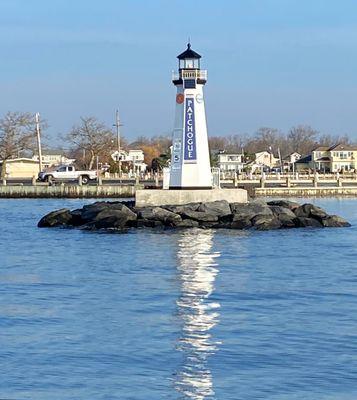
<box><xmin>1</xmin><ymin>198</ymin><xmax>357</xmax><ymax>399</ymax></box>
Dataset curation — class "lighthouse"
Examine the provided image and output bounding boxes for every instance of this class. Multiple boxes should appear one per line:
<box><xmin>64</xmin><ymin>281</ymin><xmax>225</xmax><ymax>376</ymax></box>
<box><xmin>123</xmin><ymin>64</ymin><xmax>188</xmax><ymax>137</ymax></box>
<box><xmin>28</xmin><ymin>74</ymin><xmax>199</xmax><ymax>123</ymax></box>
<box><xmin>169</xmin><ymin>43</ymin><xmax>212</xmax><ymax>189</ymax></box>
<box><xmin>135</xmin><ymin>44</ymin><xmax>248</xmax><ymax>206</ymax></box>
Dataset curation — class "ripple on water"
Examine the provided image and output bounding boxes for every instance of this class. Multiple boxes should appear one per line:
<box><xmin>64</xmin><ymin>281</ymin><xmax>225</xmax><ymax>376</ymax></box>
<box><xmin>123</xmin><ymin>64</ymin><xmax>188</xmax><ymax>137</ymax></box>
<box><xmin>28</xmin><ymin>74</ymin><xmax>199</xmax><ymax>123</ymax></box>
<box><xmin>0</xmin><ymin>198</ymin><xmax>357</xmax><ymax>399</ymax></box>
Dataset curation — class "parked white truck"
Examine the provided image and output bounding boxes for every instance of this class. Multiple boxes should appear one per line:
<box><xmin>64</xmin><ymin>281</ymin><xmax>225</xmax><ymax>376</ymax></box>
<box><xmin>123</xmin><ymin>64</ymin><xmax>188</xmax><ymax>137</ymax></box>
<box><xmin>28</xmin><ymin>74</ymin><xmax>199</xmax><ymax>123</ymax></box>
<box><xmin>38</xmin><ymin>165</ymin><xmax>97</xmax><ymax>184</ymax></box>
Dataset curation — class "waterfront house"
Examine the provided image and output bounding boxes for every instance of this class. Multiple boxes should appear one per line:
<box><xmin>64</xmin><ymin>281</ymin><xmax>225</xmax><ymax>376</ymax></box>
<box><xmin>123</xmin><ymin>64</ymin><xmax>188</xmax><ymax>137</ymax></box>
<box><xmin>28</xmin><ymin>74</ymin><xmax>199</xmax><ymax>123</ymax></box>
<box><xmin>255</xmin><ymin>151</ymin><xmax>279</xmax><ymax>169</ymax></box>
<box><xmin>294</xmin><ymin>155</ymin><xmax>312</xmax><ymax>172</ymax></box>
<box><xmin>32</xmin><ymin>150</ymin><xmax>75</xmax><ymax>169</ymax></box>
<box><xmin>311</xmin><ymin>146</ymin><xmax>331</xmax><ymax>172</ymax></box>
<box><xmin>111</xmin><ymin>149</ymin><xmax>147</xmax><ymax>173</ymax></box>
<box><xmin>217</xmin><ymin>151</ymin><xmax>244</xmax><ymax>173</ymax></box>
<box><xmin>283</xmin><ymin>152</ymin><xmax>302</xmax><ymax>171</ymax></box>
<box><xmin>312</xmin><ymin>144</ymin><xmax>357</xmax><ymax>172</ymax></box>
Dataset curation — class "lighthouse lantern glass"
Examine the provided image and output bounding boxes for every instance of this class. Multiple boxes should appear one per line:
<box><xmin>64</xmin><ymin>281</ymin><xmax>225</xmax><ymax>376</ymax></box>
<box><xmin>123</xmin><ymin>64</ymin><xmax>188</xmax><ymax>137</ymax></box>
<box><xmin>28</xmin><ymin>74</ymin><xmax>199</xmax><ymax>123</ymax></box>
<box><xmin>179</xmin><ymin>58</ymin><xmax>200</xmax><ymax>70</ymax></box>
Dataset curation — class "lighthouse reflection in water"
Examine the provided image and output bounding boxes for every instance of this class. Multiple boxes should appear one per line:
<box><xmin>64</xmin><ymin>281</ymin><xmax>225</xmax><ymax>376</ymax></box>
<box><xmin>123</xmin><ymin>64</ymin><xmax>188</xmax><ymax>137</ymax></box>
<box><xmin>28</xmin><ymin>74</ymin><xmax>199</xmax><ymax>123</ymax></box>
<box><xmin>175</xmin><ymin>230</ymin><xmax>221</xmax><ymax>399</ymax></box>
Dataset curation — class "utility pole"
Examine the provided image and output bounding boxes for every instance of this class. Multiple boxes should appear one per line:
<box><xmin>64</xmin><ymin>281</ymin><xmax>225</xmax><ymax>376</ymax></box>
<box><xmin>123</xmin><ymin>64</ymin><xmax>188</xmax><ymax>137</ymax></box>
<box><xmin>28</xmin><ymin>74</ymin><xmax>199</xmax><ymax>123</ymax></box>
<box><xmin>113</xmin><ymin>109</ymin><xmax>123</xmax><ymax>178</ymax></box>
<box><xmin>278</xmin><ymin>147</ymin><xmax>283</xmax><ymax>172</ymax></box>
<box><xmin>35</xmin><ymin>113</ymin><xmax>43</xmax><ymax>173</ymax></box>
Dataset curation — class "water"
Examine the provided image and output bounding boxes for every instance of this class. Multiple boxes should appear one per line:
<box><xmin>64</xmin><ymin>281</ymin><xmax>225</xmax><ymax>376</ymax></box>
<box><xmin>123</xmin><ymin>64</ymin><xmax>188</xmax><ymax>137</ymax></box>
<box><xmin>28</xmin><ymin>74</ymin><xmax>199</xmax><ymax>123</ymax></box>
<box><xmin>1</xmin><ymin>198</ymin><xmax>357</xmax><ymax>400</ymax></box>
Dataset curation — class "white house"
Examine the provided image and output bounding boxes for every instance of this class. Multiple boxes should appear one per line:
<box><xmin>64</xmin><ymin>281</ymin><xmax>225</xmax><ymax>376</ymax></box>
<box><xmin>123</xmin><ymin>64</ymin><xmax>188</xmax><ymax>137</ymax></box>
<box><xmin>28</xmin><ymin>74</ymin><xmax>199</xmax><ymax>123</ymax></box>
<box><xmin>283</xmin><ymin>152</ymin><xmax>301</xmax><ymax>171</ymax></box>
<box><xmin>111</xmin><ymin>149</ymin><xmax>147</xmax><ymax>173</ymax></box>
<box><xmin>32</xmin><ymin>150</ymin><xmax>75</xmax><ymax>169</ymax></box>
<box><xmin>255</xmin><ymin>151</ymin><xmax>279</xmax><ymax>168</ymax></box>
<box><xmin>217</xmin><ymin>152</ymin><xmax>244</xmax><ymax>173</ymax></box>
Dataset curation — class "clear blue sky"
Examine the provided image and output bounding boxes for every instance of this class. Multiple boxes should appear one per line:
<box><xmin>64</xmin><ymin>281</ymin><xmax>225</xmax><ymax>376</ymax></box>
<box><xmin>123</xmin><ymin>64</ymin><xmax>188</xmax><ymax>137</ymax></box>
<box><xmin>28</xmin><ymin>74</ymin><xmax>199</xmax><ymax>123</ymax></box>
<box><xmin>1</xmin><ymin>0</ymin><xmax>357</xmax><ymax>145</ymax></box>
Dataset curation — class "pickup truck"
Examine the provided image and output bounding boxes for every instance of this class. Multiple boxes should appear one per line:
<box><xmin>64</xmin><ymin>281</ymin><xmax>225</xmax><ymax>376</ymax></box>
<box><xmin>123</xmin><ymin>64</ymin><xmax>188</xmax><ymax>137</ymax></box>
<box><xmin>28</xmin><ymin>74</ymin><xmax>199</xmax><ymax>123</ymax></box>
<box><xmin>38</xmin><ymin>165</ymin><xmax>97</xmax><ymax>184</ymax></box>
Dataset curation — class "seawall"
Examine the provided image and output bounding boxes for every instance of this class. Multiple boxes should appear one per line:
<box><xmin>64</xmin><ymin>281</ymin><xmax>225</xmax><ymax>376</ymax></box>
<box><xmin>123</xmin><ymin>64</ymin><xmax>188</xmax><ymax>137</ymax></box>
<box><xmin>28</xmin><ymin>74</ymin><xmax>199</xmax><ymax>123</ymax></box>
<box><xmin>0</xmin><ymin>184</ymin><xmax>140</xmax><ymax>198</ymax></box>
<box><xmin>255</xmin><ymin>186</ymin><xmax>357</xmax><ymax>197</ymax></box>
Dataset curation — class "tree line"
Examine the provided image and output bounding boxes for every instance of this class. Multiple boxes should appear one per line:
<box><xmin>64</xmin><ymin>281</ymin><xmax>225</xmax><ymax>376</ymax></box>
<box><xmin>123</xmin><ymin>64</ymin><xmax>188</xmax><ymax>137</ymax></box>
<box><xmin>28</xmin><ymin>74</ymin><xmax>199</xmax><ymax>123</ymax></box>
<box><xmin>209</xmin><ymin>126</ymin><xmax>352</xmax><ymax>158</ymax></box>
<box><xmin>0</xmin><ymin>111</ymin><xmax>354</xmax><ymax>176</ymax></box>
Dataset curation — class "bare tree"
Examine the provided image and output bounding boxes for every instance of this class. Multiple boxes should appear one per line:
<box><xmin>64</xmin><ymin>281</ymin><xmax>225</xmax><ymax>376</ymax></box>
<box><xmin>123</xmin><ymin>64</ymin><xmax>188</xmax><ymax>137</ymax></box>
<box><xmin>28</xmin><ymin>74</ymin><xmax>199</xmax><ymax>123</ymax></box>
<box><xmin>0</xmin><ymin>111</ymin><xmax>37</xmax><ymax>178</ymax></box>
<box><xmin>319</xmin><ymin>133</ymin><xmax>352</xmax><ymax>147</ymax></box>
<box><xmin>287</xmin><ymin>125</ymin><xmax>318</xmax><ymax>155</ymax></box>
<box><xmin>66</xmin><ymin>117</ymin><xmax>116</xmax><ymax>169</ymax></box>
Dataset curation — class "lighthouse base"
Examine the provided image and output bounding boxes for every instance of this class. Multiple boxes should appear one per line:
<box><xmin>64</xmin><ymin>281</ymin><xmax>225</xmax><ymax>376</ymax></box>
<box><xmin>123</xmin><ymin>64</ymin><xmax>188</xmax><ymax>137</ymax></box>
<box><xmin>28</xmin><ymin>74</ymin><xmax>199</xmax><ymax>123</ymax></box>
<box><xmin>135</xmin><ymin>188</ymin><xmax>248</xmax><ymax>207</ymax></box>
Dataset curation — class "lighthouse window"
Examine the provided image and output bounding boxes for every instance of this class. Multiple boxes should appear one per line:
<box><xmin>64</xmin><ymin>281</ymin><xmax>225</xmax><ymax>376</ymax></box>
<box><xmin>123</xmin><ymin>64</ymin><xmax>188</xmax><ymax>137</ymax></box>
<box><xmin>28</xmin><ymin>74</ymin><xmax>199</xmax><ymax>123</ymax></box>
<box><xmin>185</xmin><ymin>59</ymin><xmax>194</xmax><ymax>68</ymax></box>
<box><xmin>184</xmin><ymin>79</ymin><xmax>196</xmax><ymax>89</ymax></box>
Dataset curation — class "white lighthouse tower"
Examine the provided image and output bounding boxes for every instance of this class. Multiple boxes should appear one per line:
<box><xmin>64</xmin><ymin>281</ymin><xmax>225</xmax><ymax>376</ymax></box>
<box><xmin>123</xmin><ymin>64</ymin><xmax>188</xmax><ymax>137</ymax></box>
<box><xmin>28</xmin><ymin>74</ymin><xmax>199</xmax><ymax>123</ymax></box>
<box><xmin>169</xmin><ymin>43</ymin><xmax>212</xmax><ymax>189</ymax></box>
<box><xmin>135</xmin><ymin>44</ymin><xmax>248</xmax><ymax>206</ymax></box>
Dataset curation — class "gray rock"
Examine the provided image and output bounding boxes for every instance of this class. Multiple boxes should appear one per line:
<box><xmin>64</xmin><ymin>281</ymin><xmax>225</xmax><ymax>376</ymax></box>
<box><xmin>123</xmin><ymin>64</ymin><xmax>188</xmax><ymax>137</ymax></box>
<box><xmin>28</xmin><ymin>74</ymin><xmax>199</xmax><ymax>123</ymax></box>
<box><xmin>267</xmin><ymin>200</ymin><xmax>300</xmax><ymax>210</ymax></box>
<box><xmin>249</xmin><ymin>198</ymin><xmax>269</xmax><ymax>205</ymax></box>
<box><xmin>230</xmin><ymin>216</ymin><xmax>252</xmax><ymax>229</ymax></box>
<box><xmin>82</xmin><ymin>208</ymin><xmax>136</xmax><ymax>230</ymax></box>
<box><xmin>231</xmin><ymin>202</ymin><xmax>273</xmax><ymax>220</ymax></box>
<box><xmin>81</xmin><ymin>203</ymin><xmax>136</xmax><ymax>224</ymax></box>
<box><xmin>87</xmin><ymin>216</ymin><xmax>129</xmax><ymax>230</ymax></box>
<box><xmin>163</xmin><ymin>202</ymin><xmax>200</xmax><ymax>214</ymax></box>
<box><xmin>133</xmin><ymin>219</ymin><xmax>164</xmax><ymax>228</ymax></box>
<box><xmin>199</xmin><ymin>221</ymin><xmax>220</xmax><ymax>228</ymax></box>
<box><xmin>294</xmin><ymin>204</ymin><xmax>328</xmax><ymax>219</ymax></box>
<box><xmin>175</xmin><ymin>219</ymin><xmax>200</xmax><ymax>228</ymax></box>
<box><xmin>277</xmin><ymin>214</ymin><xmax>297</xmax><ymax>228</ymax></box>
<box><xmin>38</xmin><ymin>208</ymin><xmax>72</xmax><ymax>227</ymax></box>
<box><xmin>269</xmin><ymin>205</ymin><xmax>297</xmax><ymax>227</ymax></box>
<box><xmin>269</xmin><ymin>206</ymin><xmax>296</xmax><ymax>219</ymax></box>
<box><xmin>252</xmin><ymin>214</ymin><xmax>281</xmax><ymax>230</ymax></box>
<box><xmin>137</xmin><ymin>207</ymin><xmax>181</xmax><ymax>226</ymax></box>
<box><xmin>197</xmin><ymin>200</ymin><xmax>231</xmax><ymax>217</ymax></box>
<box><xmin>181</xmin><ymin>210</ymin><xmax>218</xmax><ymax>222</ymax></box>
<box><xmin>295</xmin><ymin>217</ymin><xmax>323</xmax><ymax>228</ymax></box>
<box><xmin>321</xmin><ymin>215</ymin><xmax>351</xmax><ymax>227</ymax></box>
<box><xmin>80</xmin><ymin>202</ymin><xmax>111</xmax><ymax>222</ymax></box>
<box><xmin>94</xmin><ymin>207</ymin><xmax>137</xmax><ymax>222</ymax></box>
<box><xmin>70</xmin><ymin>209</ymin><xmax>86</xmax><ymax>226</ymax></box>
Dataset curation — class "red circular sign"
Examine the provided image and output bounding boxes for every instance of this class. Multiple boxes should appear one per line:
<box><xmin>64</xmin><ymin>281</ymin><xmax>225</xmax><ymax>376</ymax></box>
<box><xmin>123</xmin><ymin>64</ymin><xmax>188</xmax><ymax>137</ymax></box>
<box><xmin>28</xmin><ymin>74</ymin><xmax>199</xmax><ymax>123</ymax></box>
<box><xmin>176</xmin><ymin>93</ymin><xmax>184</xmax><ymax>104</ymax></box>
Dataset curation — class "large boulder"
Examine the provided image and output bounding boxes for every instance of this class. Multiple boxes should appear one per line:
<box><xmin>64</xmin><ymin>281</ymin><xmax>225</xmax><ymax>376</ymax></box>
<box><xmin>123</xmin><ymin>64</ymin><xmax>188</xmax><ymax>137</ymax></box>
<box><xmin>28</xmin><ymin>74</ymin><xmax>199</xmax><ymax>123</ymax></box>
<box><xmin>251</xmin><ymin>214</ymin><xmax>281</xmax><ymax>230</ymax></box>
<box><xmin>295</xmin><ymin>217</ymin><xmax>323</xmax><ymax>228</ymax></box>
<box><xmin>163</xmin><ymin>202</ymin><xmax>200</xmax><ymax>214</ymax></box>
<box><xmin>130</xmin><ymin>219</ymin><xmax>163</xmax><ymax>228</ymax></box>
<box><xmin>180</xmin><ymin>210</ymin><xmax>218</xmax><ymax>222</ymax></box>
<box><xmin>69</xmin><ymin>208</ymin><xmax>86</xmax><ymax>226</ymax></box>
<box><xmin>231</xmin><ymin>202</ymin><xmax>273</xmax><ymax>220</ymax></box>
<box><xmin>230</xmin><ymin>215</ymin><xmax>252</xmax><ymax>229</ymax></box>
<box><xmin>83</xmin><ymin>207</ymin><xmax>137</xmax><ymax>230</ymax></box>
<box><xmin>80</xmin><ymin>202</ymin><xmax>111</xmax><ymax>222</ymax></box>
<box><xmin>94</xmin><ymin>206</ymin><xmax>137</xmax><ymax>222</ymax></box>
<box><xmin>137</xmin><ymin>207</ymin><xmax>181</xmax><ymax>226</ymax></box>
<box><xmin>269</xmin><ymin>205</ymin><xmax>296</xmax><ymax>219</ymax></box>
<box><xmin>197</xmin><ymin>200</ymin><xmax>232</xmax><ymax>217</ymax></box>
<box><xmin>294</xmin><ymin>204</ymin><xmax>328</xmax><ymax>219</ymax></box>
<box><xmin>38</xmin><ymin>208</ymin><xmax>73</xmax><ymax>227</ymax></box>
<box><xmin>267</xmin><ymin>200</ymin><xmax>300</xmax><ymax>211</ymax></box>
<box><xmin>269</xmin><ymin>205</ymin><xmax>297</xmax><ymax>228</ymax></box>
<box><xmin>176</xmin><ymin>219</ymin><xmax>200</xmax><ymax>228</ymax></box>
<box><xmin>79</xmin><ymin>202</ymin><xmax>136</xmax><ymax>225</ymax></box>
<box><xmin>321</xmin><ymin>215</ymin><xmax>351</xmax><ymax>227</ymax></box>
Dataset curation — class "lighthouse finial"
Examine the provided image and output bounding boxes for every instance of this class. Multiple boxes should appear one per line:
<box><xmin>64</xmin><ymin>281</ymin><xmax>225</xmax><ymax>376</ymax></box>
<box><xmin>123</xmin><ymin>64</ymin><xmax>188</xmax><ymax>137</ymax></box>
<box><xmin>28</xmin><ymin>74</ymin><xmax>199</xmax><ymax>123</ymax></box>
<box><xmin>187</xmin><ymin>37</ymin><xmax>191</xmax><ymax>49</ymax></box>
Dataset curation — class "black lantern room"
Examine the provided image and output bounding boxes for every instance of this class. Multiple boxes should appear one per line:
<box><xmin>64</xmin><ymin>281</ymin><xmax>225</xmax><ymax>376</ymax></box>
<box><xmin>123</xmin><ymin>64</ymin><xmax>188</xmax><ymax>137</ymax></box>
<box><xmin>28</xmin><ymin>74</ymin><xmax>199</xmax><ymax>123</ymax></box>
<box><xmin>177</xmin><ymin>43</ymin><xmax>201</xmax><ymax>70</ymax></box>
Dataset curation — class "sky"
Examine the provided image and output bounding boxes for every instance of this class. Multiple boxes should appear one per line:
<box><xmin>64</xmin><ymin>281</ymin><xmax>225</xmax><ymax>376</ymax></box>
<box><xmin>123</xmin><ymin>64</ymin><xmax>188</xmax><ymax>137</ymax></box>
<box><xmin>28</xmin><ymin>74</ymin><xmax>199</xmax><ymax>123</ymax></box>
<box><xmin>1</xmin><ymin>0</ymin><xmax>357</xmax><ymax>145</ymax></box>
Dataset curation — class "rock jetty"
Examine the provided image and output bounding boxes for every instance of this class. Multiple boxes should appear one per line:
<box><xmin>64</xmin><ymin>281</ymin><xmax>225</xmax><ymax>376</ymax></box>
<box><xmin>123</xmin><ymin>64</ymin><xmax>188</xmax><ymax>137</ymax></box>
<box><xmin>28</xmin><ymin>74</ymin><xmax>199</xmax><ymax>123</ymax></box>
<box><xmin>38</xmin><ymin>199</ymin><xmax>351</xmax><ymax>231</ymax></box>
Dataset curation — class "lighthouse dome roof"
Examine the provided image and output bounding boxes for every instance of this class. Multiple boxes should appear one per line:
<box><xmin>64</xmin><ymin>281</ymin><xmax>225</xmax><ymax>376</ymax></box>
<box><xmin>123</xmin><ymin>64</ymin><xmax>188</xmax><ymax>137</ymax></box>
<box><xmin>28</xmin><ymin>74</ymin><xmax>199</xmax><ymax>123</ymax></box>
<box><xmin>177</xmin><ymin>43</ymin><xmax>201</xmax><ymax>59</ymax></box>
